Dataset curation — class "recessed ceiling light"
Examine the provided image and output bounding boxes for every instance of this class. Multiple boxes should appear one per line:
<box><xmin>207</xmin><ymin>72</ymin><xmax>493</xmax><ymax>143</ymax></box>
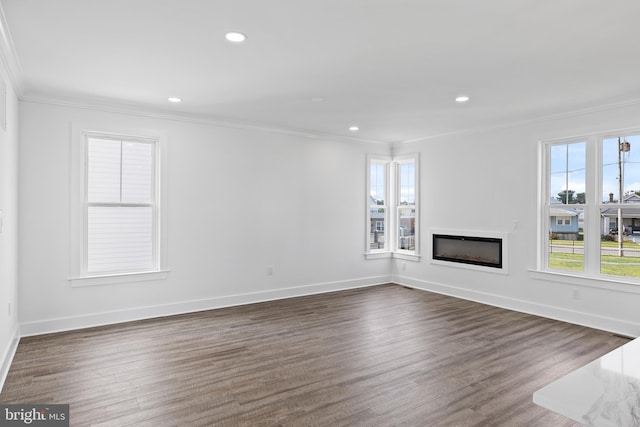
<box><xmin>168</xmin><ymin>97</ymin><xmax>182</xmax><ymax>103</ymax></box>
<box><xmin>349</xmin><ymin>126</ymin><xmax>360</xmax><ymax>132</ymax></box>
<box><xmin>455</xmin><ymin>95</ymin><xmax>470</xmax><ymax>103</ymax></box>
<box><xmin>225</xmin><ymin>32</ymin><xmax>247</xmax><ymax>43</ymax></box>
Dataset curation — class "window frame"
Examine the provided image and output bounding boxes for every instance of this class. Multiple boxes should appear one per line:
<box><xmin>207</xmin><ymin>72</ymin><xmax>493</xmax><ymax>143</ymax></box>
<box><xmin>393</xmin><ymin>154</ymin><xmax>420</xmax><ymax>260</ymax></box>
<box><xmin>365</xmin><ymin>153</ymin><xmax>420</xmax><ymax>261</ymax></box>
<box><xmin>538</xmin><ymin>128</ymin><xmax>640</xmax><ymax>286</ymax></box>
<box><xmin>85</xmin><ymin>135</ymin><xmax>158</xmax><ymax>275</ymax></box>
<box><xmin>69</xmin><ymin>124</ymin><xmax>169</xmax><ymax>286</ymax></box>
<box><xmin>366</xmin><ymin>154</ymin><xmax>391</xmax><ymax>258</ymax></box>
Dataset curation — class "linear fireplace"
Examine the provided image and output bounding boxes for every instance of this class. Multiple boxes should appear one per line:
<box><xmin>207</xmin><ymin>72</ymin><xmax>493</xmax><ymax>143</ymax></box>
<box><xmin>431</xmin><ymin>231</ymin><xmax>507</xmax><ymax>272</ymax></box>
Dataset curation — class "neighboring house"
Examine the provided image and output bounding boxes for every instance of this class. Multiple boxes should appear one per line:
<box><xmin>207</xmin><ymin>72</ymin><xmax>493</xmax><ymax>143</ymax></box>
<box><xmin>549</xmin><ymin>206</ymin><xmax>580</xmax><ymax>240</ymax></box>
<box><xmin>398</xmin><ymin>206</ymin><xmax>416</xmax><ymax>250</ymax></box>
<box><xmin>369</xmin><ymin>196</ymin><xmax>385</xmax><ymax>232</ymax></box>
<box><xmin>370</xmin><ymin>196</ymin><xmax>385</xmax><ymax>248</ymax></box>
<box><xmin>369</xmin><ymin>197</ymin><xmax>416</xmax><ymax>249</ymax></box>
<box><xmin>601</xmin><ymin>193</ymin><xmax>640</xmax><ymax>235</ymax></box>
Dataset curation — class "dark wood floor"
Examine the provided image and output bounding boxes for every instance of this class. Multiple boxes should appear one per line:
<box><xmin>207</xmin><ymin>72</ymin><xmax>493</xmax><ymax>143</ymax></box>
<box><xmin>0</xmin><ymin>284</ymin><xmax>630</xmax><ymax>426</ymax></box>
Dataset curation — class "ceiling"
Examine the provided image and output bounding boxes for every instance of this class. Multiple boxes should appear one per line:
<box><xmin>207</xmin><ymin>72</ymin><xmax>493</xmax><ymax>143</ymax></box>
<box><xmin>2</xmin><ymin>0</ymin><xmax>640</xmax><ymax>143</ymax></box>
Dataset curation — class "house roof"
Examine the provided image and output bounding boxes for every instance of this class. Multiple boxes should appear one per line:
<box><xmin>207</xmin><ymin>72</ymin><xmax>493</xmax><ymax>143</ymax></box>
<box><xmin>601</xmin><ymin>194</ymin><xmax>640</xmax><ymax>216</ymax></box>
<box><xmin>549</xmin><ymin>207</ymin><xmax>578</xmax><ymax>217</ymax></box>
<box><xmin>370</xmin><ymin>195</ymin><xmax>385</xmax><ymax>219</ymax></box>
<box><xmin>601</xmin><ymin>208</ymin><xmax>640</xmax><ymax>218</ymax></box>
<box><xmin>625</xmin><ymin>194</ymin><xmax>640</xmax><ymax>203</ymax></box>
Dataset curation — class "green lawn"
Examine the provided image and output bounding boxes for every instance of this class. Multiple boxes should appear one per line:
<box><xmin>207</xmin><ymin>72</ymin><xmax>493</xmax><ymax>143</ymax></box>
<box><xmin>549</xmin><ymin>252</ymin><xmax>640</xmax><ymax>277</ymax></box>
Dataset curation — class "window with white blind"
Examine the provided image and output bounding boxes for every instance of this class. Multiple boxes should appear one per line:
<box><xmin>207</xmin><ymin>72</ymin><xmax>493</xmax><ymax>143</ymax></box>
<box><xmin>70</xmin><ymin>125</ymin><xmax>168</xmax><ymax>285</ymax></box>
<box><xmin>86</xmin><ymin>137</ymin><xmax>156</xmax><ymax>274</ymax></box>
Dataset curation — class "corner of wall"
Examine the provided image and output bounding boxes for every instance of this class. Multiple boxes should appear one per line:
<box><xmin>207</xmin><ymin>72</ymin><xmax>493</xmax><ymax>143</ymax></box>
<box><xmin>19</xmin><ymin>276</ymin><xmax>393</xmax><ymax>337</ymax></box>
<box><xmin>0</xmin><ymin>4</ymin><xmax>22</xmax><ymax>392</ymax></box>
<box><xmin>393</xmin><ymin>274</ymin><xmax>640</xmax><ymax>338</ymax></box>
<box><xmin>0</xmin><ymin>323</ymin><xmax>19</xmax><ymax>392</ymax></box>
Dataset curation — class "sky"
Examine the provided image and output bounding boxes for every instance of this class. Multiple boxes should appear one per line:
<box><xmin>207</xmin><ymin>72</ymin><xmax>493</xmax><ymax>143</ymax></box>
<box><xmin>370</xmin><ymin>162</ymin><xmax>416</xmax><ymax>205</ymax></box>
<box><xmin>370</xmin><ymin>163</ymin><xmax>386</xmax><ymax>205</ymax></box>
<box><xmin>550</xmin><ymin>134</ymin><xmax>640</xmax><ymax>203</ymax></box>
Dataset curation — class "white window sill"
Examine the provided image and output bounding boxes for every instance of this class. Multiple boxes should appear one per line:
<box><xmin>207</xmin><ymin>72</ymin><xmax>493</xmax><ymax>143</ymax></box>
<box><xmin>529</xmin><ymin>269</ymin><xmax>640</xmax><ymax>294</ymax></box>
<box><xmin>365</xmin><ymin>252</ymin><xmax>392</xmax><ymax>260</ymax></box>
<box><xmin>392</xmin><ymin>252</ymin><xmax>421</xmax><ymax>262</ymax></box>
<box><xmin>69</xmin><ymin>270</ymin><xmax>170</xmax><ymax>287</ymax></box>
<box><xmin>365</xmin><ymin>252</ymin><xmax>421</xmax><ymax>262</ymax></box>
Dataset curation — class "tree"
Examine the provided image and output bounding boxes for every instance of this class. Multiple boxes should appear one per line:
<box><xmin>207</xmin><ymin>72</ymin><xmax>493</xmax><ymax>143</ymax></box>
<box><xmin>556</xmin><ymin>190</ymin><xmax>585</xmax><ymax>204</ymax></box>
<box><xmin>556</xmin><ymin>190</ymin><xmax>575</xmax><ymax>204</ymax></box>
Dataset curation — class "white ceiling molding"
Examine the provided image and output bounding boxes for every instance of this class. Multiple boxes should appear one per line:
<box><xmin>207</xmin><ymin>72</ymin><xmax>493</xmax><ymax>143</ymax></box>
<box><xmin>396</xmin><ymin>97</ymin><xmax>640</xmax><ymax>145</ymax></box>
<box><xmin>4</xmin><ymin>2</ymin><xmax>640</xmax><ymax>142</ymax></box>
<box><xmin>20</xmin><ymin>93</ymin><xmax>387</xmax><ymax>146</ymax></box>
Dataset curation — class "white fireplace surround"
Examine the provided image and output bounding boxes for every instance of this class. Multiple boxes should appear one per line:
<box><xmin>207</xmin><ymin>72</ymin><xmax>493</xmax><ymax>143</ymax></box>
<box><xmin>430</xmin><ymin>229</ymin><xmax>509</xmax><ymax>275</ymax></box>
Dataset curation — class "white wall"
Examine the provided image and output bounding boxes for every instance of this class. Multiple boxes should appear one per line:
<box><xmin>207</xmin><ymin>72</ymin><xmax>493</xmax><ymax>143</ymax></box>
<box><xmin>17</xmin><ymin>96</ymin><xmax>640</xmax><ymax>339</ymax></box>
<box><xmin>393</xmin><ymin>103</ymin><xmax>640</xmax><ymax>337</ymax></box>
<box><xmin>18</xmin><ymin>101</ymin><xmax>392</xmax><ymax>335</ymax></box>
<box><xmin>0</xmin><ymin>71</ymin><xmax>19</xmax><ymax>381</ymax></box>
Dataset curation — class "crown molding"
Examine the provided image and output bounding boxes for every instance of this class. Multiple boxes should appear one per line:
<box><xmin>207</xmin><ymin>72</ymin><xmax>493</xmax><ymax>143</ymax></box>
<box><xmin>21</xmin><ymin>91</ymin><xmax>640</xmax><ymax>148</ymax></box>
<box><xmin>0</xmin><ymin>3</ymin><xmax>23</xmax><ymax>95</ymax></box>
<box><xmin>20</xmin><ymin>94</ymin><xmax>388</xmax><ymax>146</ymax></box>
<box><xmin>396</xmin><ymin>97</ymin><xmax>640</xmax><ymax>145</ymax></box>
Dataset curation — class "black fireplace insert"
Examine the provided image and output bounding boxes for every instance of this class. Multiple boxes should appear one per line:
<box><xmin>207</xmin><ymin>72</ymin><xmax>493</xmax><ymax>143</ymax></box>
<box><xmin>432</xmin><ymin>234</ymin><xmax>502</xmax><ymax>269</ymax></box>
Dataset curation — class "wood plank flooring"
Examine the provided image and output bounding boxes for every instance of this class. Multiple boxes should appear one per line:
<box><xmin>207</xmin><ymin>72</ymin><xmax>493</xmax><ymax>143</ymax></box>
<box><xmin>0</xmin><ymin>284</ymin><xmax>630</xmax><ymax>426</ymax></box>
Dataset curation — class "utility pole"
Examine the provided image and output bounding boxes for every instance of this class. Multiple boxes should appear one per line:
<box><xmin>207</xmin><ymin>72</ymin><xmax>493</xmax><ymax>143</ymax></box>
<box><xmin>618</xmin><ymin>137</ymin><xmax>631</xmax><ymax>256</ymax></box>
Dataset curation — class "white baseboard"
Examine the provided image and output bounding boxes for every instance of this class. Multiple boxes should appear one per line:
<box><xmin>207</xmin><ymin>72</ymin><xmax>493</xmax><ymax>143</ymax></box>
<box><xmin>20</xmin><ymin>275</ymin><xmax>392</xmax><ymax>337</ymax></box>
<box><xmin>0</xmin><ymin>324</ymin><xmax>20</xmax><ymax>392</ymax></box>
<box><xmin>394</xmin><ymin>275</ymin><xmax>640</xmax><ymax>338</ymax></box>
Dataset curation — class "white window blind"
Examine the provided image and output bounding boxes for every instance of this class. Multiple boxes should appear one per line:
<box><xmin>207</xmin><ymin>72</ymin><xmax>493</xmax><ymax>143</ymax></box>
<box><xmin>86</xmin><ymin>137</ymin><xmax>156</xmax><ymax>274</ymax></box>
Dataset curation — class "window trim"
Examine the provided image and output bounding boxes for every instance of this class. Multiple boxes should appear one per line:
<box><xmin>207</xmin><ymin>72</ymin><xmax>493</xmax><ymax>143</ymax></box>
<box><xmin>540</xmin><ymin>137</ymin><xmax>589</xmax><ymax>274</ymax></box>
<box><xmin>393</xmin><ymin>154</ymin><xmax>419</xmax><ymax>258</ymax></box>
<box><xmin>366</xmin><ymin>154</ymin><xmax>391</xmax><ymax>257</ymax></box>
<box><xmin>539</xmin><ymin>127</ymin><xmax>640</xmax><ymax>284</ymax></box>
<box><xmin>69</xmin><ymin>123</ymin><xmax>169</xmax><ymax>286</ymax></box>
<box><xmin>365</xmin><ymin>153</ymin><xmax>420</xmax><ymax>261</ymax></box>
<box><xmin>85</xmin><ymin>136</ymin><xmax>158</xmax><ymax>275</ymax></box>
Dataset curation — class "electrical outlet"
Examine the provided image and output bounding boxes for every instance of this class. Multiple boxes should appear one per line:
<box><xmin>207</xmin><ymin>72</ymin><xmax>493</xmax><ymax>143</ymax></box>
<box><xmin>266</xmin><ymin>266</ymin><xmax>274</xmax><ymax>276</ymax></box>
<box><xmin>401</xmin><ymin>262</ymin><xmax>407</xmax><ymax>271</ymax></box>
<box><xmin>512</xmin><ymin>220</ymin><xmax>520</xmax><ymax>230</ymax></box>
<box><xmin>572</xmin><ymin>288</ymin><xmax>581</xmax><ymax>300</ymax></box>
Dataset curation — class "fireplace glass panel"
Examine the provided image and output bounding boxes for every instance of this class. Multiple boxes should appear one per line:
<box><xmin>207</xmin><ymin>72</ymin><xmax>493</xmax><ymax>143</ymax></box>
<box><xmin>433</xmin><ymin>234</ymin><xmax>502</xmax><ymax>268</ymax></box>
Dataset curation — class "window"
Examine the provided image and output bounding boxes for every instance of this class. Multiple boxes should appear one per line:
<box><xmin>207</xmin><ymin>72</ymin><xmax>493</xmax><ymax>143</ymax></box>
<box><xmin>366</xmin><ymin>153</ymin><xmax>419</xmax><ymax>260</ymax></box>
<box><xmin>86</xmin><ymin>136</ymin><xmax>156</xmax><ymax>274</ymax></box>
<box><xmin>367</xmin><ymin>156</ymin><xmax>389</xmax><ymax>253</ymax></box>
<box><xmin>542</xmin><ymin>132</ymin><xmax>640</xmax><ymax>281</ymax></box>
<box><xmin>70</xmin><ymin>125</ymin><xmax>168</xmax><ymax>285</ymax></box>
<box><xmin>395</xmin><ymin>156</ymin><xmax>418</xmax><ymax>255</ymax></box>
